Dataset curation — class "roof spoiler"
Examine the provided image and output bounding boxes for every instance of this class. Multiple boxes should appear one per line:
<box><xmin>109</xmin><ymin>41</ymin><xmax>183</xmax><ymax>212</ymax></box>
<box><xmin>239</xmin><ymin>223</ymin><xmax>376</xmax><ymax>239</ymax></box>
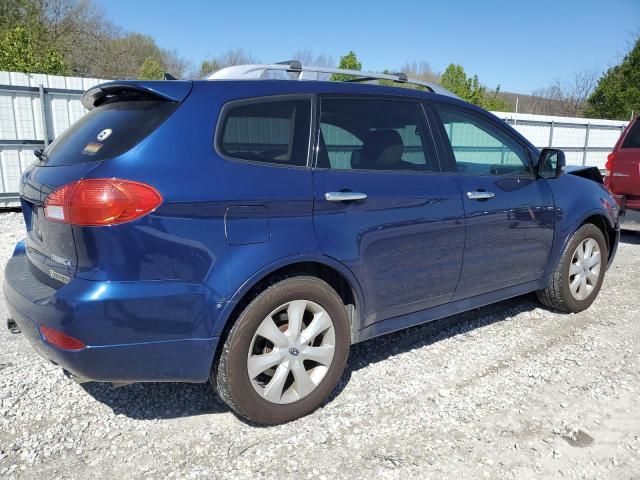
<box><xmin>81</xmin><ymin>80</ymin><xmax>192</xmax><ymax>110</ymax></box>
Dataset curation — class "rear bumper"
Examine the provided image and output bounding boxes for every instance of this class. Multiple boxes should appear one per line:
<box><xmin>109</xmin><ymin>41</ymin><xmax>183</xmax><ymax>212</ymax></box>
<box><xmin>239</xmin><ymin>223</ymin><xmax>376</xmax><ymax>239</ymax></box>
<box><xmin>3</xmin><ymin>241</ymin><xmax>221</xmax><ymax>383</ymax></box>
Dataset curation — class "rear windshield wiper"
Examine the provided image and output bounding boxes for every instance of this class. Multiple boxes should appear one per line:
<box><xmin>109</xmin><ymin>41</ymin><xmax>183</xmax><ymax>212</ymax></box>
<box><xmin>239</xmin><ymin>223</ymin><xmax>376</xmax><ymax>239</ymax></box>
<box><xmin>33</xmin><ymin>148</ymin><xmax>48</xmax><ymax>162</ymax></box>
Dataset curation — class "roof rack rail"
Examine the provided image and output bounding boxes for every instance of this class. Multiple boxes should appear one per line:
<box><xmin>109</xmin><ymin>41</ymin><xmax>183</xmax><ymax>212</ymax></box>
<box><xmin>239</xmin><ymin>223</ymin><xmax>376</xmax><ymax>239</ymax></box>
<box><xmin>205</xmin><ymin>61</ymin><xmax>456</xmax><ymax>98</ymax></box>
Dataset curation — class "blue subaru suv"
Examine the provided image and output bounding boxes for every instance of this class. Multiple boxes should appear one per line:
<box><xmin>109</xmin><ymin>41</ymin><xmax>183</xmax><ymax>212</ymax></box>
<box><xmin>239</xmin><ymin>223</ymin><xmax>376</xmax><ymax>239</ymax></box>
<box><xmin>4</xmin><ymin>62</ymin><xmax>620</xmax><ymax>424</ymax></box>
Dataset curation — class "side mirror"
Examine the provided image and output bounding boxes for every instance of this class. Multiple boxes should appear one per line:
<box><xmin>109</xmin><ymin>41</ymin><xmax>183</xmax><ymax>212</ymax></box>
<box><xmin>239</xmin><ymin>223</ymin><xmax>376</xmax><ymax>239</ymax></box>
<box><xmin>538</xmin><ymin>148</ymin><xmax>565</xmax><ymax>179</ymax></box>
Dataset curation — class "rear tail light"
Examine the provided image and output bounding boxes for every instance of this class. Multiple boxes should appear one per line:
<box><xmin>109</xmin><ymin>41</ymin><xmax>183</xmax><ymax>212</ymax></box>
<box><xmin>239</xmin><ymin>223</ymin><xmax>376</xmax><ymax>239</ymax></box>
<box><xmin>39</xmin><ymin>325</ymin><xmax>85</xmax><ymax>350</ymax></box>
<box><xmin>44</xmin><ymin>179</ymin><xmax>162</xmax><ymax>226</ymax></box>
<box><xmin>605</xmin><ymin>152</ymin><xmax>616</xmax><ymax>176</ymax></box>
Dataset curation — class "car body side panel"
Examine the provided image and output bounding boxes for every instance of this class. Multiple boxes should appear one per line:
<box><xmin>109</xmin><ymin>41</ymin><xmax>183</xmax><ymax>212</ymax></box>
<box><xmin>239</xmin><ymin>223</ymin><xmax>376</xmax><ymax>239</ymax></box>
<box><xmin>74</xmin><ymin>83</ymin><xmax>319</xmax><ymax>305</ymax></box>
<box><xmin>312</xmin><ymin>169</ymin><xmax>465</xmax><ymax>326</ymax></box>
<box><xmin>451</xmin><ymin>175</ymin><xmax>555</xmax><ymax>300</ymax></box>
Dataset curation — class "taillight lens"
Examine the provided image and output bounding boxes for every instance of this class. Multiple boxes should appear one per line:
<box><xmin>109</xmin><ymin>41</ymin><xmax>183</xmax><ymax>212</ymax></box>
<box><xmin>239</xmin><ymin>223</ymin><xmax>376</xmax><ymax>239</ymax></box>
<box><xmin>44</xmin><ymin>179</ymin><xmax>162</xmax><ymax>226</ymax></box>
<box><xmin>605</xmin><ymin>152</ymin><xmax>616</xmax><ymax>175</ymax></box>
<box><xmin>39</xmin><ymin>325</ymin><xmax>85</xmax><ymax>350</ymax></box>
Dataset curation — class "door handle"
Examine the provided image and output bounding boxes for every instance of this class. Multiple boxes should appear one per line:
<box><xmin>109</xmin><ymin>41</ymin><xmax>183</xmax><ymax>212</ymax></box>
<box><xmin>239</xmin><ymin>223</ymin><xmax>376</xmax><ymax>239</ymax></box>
<box><xmin>466</xmin><ymin>191</ymin><xmax>495</xmax><ymax>200</ymax></box>
<box><xmin>325</xmin><ymin>191</ymin><xmax>368</xmax><ymax>202</ymax></box>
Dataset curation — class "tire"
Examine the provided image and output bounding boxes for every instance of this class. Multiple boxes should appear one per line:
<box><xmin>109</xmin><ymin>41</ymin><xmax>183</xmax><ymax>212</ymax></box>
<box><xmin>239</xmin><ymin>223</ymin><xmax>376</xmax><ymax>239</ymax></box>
<box><xmin>212</xmin><ymin>276</ymin><xmax>350</xmax><ymax>425</ymax></box>
<box><xmin>537</xmin><ymin>223</ymin><xmax>608</xmax><ymax>313</ymax></box>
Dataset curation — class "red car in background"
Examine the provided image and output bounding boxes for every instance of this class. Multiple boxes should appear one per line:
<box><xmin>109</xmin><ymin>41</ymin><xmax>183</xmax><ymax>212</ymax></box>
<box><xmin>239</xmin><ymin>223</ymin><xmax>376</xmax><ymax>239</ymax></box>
<box><xmin>606</xmin><ymin>116</ymin><xmax>640</xmax><ymax>212</ymax></box>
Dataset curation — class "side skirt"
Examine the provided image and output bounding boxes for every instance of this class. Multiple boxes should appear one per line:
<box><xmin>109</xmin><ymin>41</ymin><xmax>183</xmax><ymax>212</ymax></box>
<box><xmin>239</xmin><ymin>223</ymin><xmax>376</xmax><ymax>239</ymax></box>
<box><xmin>354</xmin><ymin>280</ymin><xmax>544</xmax><ymax>344</ymax></box>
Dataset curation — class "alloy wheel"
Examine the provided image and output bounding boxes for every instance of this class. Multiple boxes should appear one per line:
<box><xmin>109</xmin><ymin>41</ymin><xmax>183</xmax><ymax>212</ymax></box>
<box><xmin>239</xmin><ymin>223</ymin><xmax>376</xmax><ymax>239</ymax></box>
<box><xmin>247</xmin><ymin>300</ymin><xmax>336</xmax><ymax>404</ymax></box>
<box><xmin>568</xmin><ymin>238</ymin><xmax>601</xmax><ymax>301</ymax></box>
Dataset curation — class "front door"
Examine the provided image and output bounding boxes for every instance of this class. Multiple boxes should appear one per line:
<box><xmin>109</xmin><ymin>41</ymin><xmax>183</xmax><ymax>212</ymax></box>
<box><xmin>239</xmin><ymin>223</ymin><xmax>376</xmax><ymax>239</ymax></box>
<box><xmin>432</xmin><ymin>104</ymin><xmax>555</xmax><ymax>300</ymax></box>
<box><xmin>312</xmin><ymin>97</ymin><xmax>465</xmax><ymax>326</ymax></box>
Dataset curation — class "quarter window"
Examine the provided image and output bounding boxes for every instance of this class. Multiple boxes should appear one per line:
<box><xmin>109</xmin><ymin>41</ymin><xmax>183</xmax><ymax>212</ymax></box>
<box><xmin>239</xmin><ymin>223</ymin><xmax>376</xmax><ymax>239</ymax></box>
<box><xmin>436</xmin><ymin>106</ymin><xmax>531</xmax><ymax>176</ymax></box>
<box><xmin>318</xmin><ymin>98</ymin><xmax>438</xmax><ymax>172</ymax></box>
<box><xmin>621</xmin><ymin>119</ymin><xmax>640</xmax><ymax>149</ymax></box>
<box><xmin>219</xmin><ymin>99</ymin><xmax>311</xmax><ymax>166</ymax></box>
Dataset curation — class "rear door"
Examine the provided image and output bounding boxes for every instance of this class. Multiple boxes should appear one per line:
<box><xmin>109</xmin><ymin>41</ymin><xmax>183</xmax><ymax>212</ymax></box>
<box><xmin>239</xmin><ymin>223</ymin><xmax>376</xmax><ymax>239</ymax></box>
<box><xmin>431</xmin><ymin>104</ymin><xmax>555</xmax><ymax>300</ymax></box>
<box><xmin>312</xmin><ymin>96</ymin><xmax>465</xmax><ymax>326</ymax></box>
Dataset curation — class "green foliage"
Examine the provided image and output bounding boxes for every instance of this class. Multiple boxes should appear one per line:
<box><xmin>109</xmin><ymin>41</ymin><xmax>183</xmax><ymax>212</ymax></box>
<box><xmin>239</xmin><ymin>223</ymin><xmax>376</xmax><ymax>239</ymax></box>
<box><xmin>0</xmin><ymin>25</ymin><xmax>67</xmax><ymax>74</ymax></box>
<box><xmin>0</xmin><ymin>0</ymin><xmax>189</xmax><ymax>79</ymax></box>
<box><xmin>377</xmin><ymin>69</ymin><xmax>396</xmax><ymax>87</ymax></box>
<box><xmin>138</xmin><ymin>57</ymin><xmax>165</xmax><ymax>80</ymax></box>
<box><xmin>330</xmin><ymin>51</ymin><xmax>362</xmax><ymax>81</ymax></box>
<box><xmin>441</xmin><ymin>64</ymin><xmax>510</xmax><ymax>111</ymax></box>
<box><xmin>585</xmin><ymin>37</ymin><xmax>640</xmax><ymax>120</ymax></box>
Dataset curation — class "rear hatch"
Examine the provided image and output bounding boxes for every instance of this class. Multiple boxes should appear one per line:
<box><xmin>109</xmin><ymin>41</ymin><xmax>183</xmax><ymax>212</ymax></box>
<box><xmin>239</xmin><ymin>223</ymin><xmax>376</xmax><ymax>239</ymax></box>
<box><xmin>606</xmin><ymin>116</ymin><xmax>640</xmax><ymax>198</ymax></box>
<box><xmin>19</xmin><ymin>81</ymin><xmax>191</xmax><ymax>286</ymax></box>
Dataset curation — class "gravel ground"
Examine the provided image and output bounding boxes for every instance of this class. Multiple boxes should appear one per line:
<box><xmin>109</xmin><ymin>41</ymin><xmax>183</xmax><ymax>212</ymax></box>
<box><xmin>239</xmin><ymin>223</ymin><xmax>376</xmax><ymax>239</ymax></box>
<box><xmin>0</xmin><ymin>210</ymin><xmax>639</xmax><ymax>479</ymax></box>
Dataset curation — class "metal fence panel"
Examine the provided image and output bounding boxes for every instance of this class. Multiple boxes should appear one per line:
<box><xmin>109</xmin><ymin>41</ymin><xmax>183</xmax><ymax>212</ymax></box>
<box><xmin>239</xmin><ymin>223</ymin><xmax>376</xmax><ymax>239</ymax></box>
<box><xmin>493</xmin><ymin>112</ymin><xmax>628</xmax><ymax>169</ymax></box>
<box><xmin>0</xmin><ymin>71</ymin><xmax>110</xmax><ymax>205</ymax></box>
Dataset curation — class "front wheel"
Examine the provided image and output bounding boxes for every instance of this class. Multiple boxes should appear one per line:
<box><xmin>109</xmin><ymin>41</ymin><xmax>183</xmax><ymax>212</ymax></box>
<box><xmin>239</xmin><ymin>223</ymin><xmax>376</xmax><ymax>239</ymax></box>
<box><xmin>537</xmin><ymin>223</ymin><xmax>608</xmax><ymax>313</ymax></box>
<box><xmin>212</xmin><ymin>276</ymin><xmax>351</xmax><ymax>425</ymax></box>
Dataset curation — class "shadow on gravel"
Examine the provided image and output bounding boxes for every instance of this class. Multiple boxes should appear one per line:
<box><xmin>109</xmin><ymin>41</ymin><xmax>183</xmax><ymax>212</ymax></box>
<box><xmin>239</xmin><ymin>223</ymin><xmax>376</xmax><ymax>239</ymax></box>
<box><xmin>82</xmin><ymin>294</ymin><xmax>541</xmax><ymax>422</ymax></box>
<box><xmin>82</xmin><ymin>380</ymin><xmax>230</xmax><ymax>420</ymax></box>
<box><xmin>325</xmin><ymin>293</ymin><xmax>541</xmax><ymax>405</ymax></box>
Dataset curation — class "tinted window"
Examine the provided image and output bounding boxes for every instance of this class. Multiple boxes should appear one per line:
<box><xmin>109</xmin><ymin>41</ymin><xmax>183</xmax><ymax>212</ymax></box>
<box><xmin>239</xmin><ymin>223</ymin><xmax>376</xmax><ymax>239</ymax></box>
<box><xmin>318</xmin><ymin>99</ymin><xmax>437</xmax><ymax>172</ymax></box>
<box><xmin>219</xmin><ymin>99</ymin><xmax>311</xmax><ymax>166</ymax></box>
<box><xmin>41</xmin><ymin>100</ymin><xmax>177</xmax><ymax>166</ymax></box>
<box><xmin>436</xmin><ymin>106</ymin><xmax>531</xmax><ymax>176</ymax></box>
<box><xmin>622</xmin><ymin>118</ymin><xmax>640</xmax><ymax>149</ymax></box>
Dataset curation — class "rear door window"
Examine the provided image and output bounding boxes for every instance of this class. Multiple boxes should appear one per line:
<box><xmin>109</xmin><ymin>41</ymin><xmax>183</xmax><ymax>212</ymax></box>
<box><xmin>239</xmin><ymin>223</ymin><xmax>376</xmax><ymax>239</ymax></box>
<box><xmin>218</xmin><ymin>98</ymin><xmax>311</xmax><ymax>167</ymax></box>
<box><xmin>41</xmin><ymin>100</ymin><xmax>177</xmax><ymax>166</ymax></box>
<box><xmin>622</xmin><ymin>118</ymin><xmax>640</xmax><ymax>149</ymax></box>
<box><xmin>318</xmin><ymin>98</ymin><xmax>438</xmax><ymax>172</ymax></box>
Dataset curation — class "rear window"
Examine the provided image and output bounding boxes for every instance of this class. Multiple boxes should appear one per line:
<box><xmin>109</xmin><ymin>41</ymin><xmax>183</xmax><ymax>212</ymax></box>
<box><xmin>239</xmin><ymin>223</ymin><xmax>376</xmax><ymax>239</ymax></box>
<box><xmin>622</xmin><ymin>118</ymin><xmax>640</xmax><ymax>149</ymax></box>
<box><xmin>40</xmin><ymin>100</ymin><xmax>177</xmax><ymax>166</ymax></box>
<box><xmin>218</xmin><ymin>98</ymin><xmax>311</xmax><ymax>167</ymax></box>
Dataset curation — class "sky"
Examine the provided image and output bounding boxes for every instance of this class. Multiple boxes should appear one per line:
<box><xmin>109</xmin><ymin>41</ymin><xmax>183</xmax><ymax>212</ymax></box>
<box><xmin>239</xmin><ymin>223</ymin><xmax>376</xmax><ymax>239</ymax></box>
<box><xmin>97</xmin><ymin>0</ymin><xmax>640</xmax><ymax>94</ymax></box>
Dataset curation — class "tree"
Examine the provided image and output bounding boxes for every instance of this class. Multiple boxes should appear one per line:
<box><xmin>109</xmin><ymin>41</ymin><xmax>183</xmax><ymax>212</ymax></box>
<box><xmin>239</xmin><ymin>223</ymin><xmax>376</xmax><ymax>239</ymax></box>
<box><xmin>440</xmin><ymin>64</ymin><xmax>510</xmax><ymax>111</ymax></box>
<box><xmin>291</xmin><ymin>49</ymin><xmax>334</xmax><ymax>68</ymax></box>
<box><xmin>0</xmin><ymin>0</ymin><xmax>189</xmax><ymax>79</ymax></box>
<box><xmin>401</xmin><ymin>61</ymin><xmax>440</xmax><ymax>84</ymax></box>
<box><xmin>0</xmin><ymin>25</ymin><xmax>67</xmax><ymax>74</ymax></box>
<box><xmin>330</xmin><ymin>51</ymin><xmax>361</xmax><ymax>81</ymax></box>
<box><xmin>530</xmin><ymin>70</ymin><xmax>598</xmax><ymax>117</ymax></box>
<box><xmin>586</xmin><ymin>37</ymin><xmax>640</xmax><ymax>120</ymax></box>
<box><xmin>198</xmin><ymin>48</ymin><xmax>256</xmax><ymax>77</ymax></box>
<box><xmin>291</xmin><ymin>49</ymin><xmax>334</xmax><ymax>80</ymax></box>
<box><xmin>138</xmin><ymin>57</ymin><xmax>164</xmax><ymax>80</ymax></box>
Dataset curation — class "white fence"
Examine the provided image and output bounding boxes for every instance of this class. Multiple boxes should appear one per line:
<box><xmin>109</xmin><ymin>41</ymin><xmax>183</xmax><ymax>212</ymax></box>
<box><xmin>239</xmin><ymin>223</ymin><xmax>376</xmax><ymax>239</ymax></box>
<box><xmin>0</xmin><ymin>71</ymin><xmax>630</xmax><ymax>204</ymax></box>
<box><xmin>0</xmin><ymin>72</ymin><xmax>109</xmax><ymax>204</ymax></box>
<box><xmin>492</xmin><ymin>111</ymin><xmax>628</xmax><ymax>169</ymax></box>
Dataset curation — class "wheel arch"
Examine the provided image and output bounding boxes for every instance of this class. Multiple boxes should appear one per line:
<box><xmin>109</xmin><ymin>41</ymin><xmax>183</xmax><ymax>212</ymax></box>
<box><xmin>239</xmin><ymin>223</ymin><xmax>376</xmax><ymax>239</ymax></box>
<box><xmin>544</xmin><ymin>207</ymin><xmax>618</xmax><ymax>283</ymax></box>
<box><xmin>212</xmin><ymin>255</ymin><xmax>365</xmax><ymax>345</ymax></box>
<box><xmin>578</xmin><ymin>212</ymin><xmax>618</xmax><ymax>265</ymax></box>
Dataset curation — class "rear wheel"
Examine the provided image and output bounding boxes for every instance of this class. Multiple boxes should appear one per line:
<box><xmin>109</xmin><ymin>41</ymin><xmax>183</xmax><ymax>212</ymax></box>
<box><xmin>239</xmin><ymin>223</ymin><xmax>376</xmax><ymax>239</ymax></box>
<box><xmin>537</xmin><ymin>223</ymin><xmax>608</xmax><ymax>312</ymax></box>
<box><xmin>212</xmin><ymin>276</ymin><xmax>350</xmax><ymax>425</ymax></box>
